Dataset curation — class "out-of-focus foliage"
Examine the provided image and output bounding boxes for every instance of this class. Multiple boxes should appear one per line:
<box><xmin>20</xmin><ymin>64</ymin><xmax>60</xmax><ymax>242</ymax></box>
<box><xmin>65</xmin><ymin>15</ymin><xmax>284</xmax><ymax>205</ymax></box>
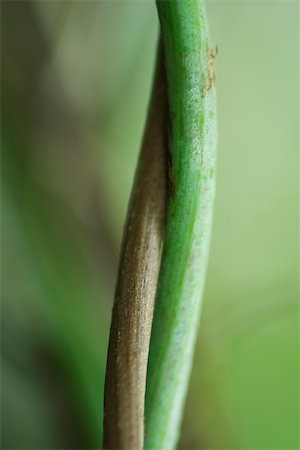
<box><xmin>1</xmin><ymin>1</ymin><xmax>298</xmax><ymax>449</ymax></box>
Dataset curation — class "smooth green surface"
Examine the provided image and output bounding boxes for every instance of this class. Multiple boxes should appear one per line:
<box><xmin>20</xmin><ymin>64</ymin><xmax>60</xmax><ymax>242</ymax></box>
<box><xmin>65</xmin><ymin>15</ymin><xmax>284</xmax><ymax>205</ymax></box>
<box><xmin>145</xmin><ymin>1</ymin><xmax>217</xmax><ymax>449</ymax></box>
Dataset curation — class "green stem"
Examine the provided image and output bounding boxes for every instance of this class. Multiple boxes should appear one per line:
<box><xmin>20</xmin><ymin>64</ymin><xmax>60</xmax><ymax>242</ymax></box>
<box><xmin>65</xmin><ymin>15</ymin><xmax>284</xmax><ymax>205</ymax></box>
<box><xmin>145</xmin><ymin>1</ymin><xmax>217</xmax><ymax>449</ymax></box>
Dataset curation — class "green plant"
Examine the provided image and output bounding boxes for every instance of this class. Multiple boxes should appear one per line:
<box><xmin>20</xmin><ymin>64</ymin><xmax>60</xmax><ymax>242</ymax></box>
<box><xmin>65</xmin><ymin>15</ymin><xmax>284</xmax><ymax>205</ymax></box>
<box><xmin>103</xmin><ymin>1</ymin><xmax>217</xmax><ymax>449</ymax></box>
<box><xmin>145</xmin><ymin>1</ymin><xmax>217</xmax><ymax>449</ymax></box>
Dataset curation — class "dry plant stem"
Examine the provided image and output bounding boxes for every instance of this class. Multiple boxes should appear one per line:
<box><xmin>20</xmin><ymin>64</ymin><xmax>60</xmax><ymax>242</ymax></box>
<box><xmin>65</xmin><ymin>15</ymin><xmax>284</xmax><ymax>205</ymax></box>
<box><xmin>103</xmin><ymin>45</ymin><xmax>168</xmax><ymax>450</ymax></box>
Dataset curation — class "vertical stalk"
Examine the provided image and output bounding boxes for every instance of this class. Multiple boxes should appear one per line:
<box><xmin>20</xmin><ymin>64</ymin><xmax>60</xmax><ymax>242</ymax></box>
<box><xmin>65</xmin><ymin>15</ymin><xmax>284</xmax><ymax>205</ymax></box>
<box><xmin>103</xmin><ymin>45</ymin><xmax>168</xmax><ymax>449</ymax></box>
<box><xmin>145</xmin><ymin>1</ymin><xmax>217</xmax><ymax>449</ymax></box>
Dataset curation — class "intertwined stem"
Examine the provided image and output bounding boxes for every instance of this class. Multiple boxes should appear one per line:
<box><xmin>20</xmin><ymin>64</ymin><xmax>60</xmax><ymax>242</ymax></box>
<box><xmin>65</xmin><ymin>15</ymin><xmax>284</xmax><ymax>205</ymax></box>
<box><xmin>103</xmin><ymin>0</ymin><xmax>216</xmax><ymax>448</ymax></box>
<box><xmin>103</xmin><ymin>45</ymin><xmax>168</xmax><ymax>450</ymax></box>
<box><xmin>145</xmin><ymin>1</ymin><xmax>217</xmax><ymax>449</ymax></box>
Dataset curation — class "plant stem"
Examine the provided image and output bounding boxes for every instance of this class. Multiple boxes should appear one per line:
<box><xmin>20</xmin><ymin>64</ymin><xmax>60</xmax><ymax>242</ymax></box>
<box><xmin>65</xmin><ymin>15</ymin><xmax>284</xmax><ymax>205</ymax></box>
<box><xmin>103</xmin><ymin>44</ymin><xmax>168</xmax><ymax>450</ymax></box>
<box><xmin>145</xmin><ymin>1</ymin><xmax>217</xmax><ymax>449</ymax></box>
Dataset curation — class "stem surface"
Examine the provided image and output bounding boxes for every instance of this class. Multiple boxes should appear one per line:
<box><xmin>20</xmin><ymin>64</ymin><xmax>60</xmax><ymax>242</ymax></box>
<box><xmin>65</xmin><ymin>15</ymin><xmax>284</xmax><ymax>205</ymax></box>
<box><xmin>145</xmin><ymin>1</ymin><xmax>217</xmax><ymax>449</ymax></box>
<box><xmin>103</xmin><ymin>46</ymin><xmax>168</xmax><ymax>450</ymax></box>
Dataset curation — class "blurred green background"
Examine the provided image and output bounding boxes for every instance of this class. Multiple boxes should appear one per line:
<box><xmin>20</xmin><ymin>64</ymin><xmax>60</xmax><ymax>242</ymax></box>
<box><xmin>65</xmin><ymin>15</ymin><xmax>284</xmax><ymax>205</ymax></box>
<box><xmin>1</xmin><ymin>1</ymin><xmax>298</xmax><ymax>449</ymax></box>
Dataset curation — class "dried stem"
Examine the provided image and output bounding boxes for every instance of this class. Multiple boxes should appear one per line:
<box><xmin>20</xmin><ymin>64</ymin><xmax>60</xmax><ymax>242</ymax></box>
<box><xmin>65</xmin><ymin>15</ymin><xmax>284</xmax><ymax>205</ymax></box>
<box><xmin>103</xmin><ymin>44</ymin><xmax>168</xmax><ymax>450</ymax></box>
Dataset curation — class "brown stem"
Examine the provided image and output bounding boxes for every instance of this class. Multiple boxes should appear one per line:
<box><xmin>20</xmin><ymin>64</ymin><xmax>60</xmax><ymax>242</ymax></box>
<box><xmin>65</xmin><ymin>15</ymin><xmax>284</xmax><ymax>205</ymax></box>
<box><xmin>103</xmin><ymin>43</ymin><xmax>168</xmax><ymax>449</ymax></box>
